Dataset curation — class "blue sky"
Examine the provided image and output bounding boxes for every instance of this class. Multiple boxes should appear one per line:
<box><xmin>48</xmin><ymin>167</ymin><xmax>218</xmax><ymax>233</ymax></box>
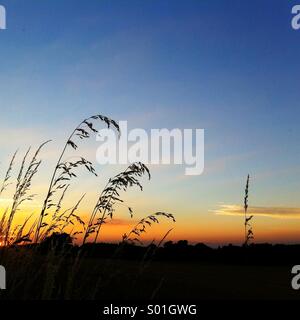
<box><xmin>1</xmin><ymin>0</ymin><xmax>300</xmax><ymax>244</ymax></box>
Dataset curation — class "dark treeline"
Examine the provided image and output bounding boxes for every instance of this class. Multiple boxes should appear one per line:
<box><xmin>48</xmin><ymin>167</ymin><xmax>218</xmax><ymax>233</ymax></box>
<box><xmin>80</xmin><ymin>241</ymin><xmax>300</xmax><ymax>265</ymax></box>
<box><xmin>31</xmin><ymin>233</ymin><xmax>300</xmax><ymax>266</ymax></box>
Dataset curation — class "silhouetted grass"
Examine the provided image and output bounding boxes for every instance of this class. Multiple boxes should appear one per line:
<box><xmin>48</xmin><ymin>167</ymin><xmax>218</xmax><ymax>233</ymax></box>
<box><xmin>0</xmin><ymin>114</ymin><xmax>176</xmax><ymax>300</ymax></box>
<box><xmin>243</xmin><ymin>174</ymin><xmax>254</xmax><ymax>246</ymax></box>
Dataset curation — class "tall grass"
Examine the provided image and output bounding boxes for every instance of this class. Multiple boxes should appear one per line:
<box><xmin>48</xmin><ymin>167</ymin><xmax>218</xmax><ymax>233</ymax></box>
<box><xmin>122</xmin><ymin>212</ymin><xmax>176</xmax><ymax>244</ymax></box>
<box><xmin>34</xmin><ymin>115</ymin><xmax>120</xmax><ymax>243</ymax></box>
<box><xmin>83</xmin><ymin>162</ymin><xmax>151</xmax><ymax>244</ymax></box>
<box><xmin>0</xmin><ymin>113</ymin><xmax>175</xmax><ymax>248</ymax></box>
<box><xmin>243</xmin><ymin>174</ymin><xmax>254</xmax><ymax>246</ymax></box>
<box><xmin>0</xmin><ymin>114</ymin><xmax>176</xmax><ymax>300</ymax></box>
<box><xmin>1</xmin><ymin>142</ymin><xmax>50</xmax><ymax>246</ymax></box>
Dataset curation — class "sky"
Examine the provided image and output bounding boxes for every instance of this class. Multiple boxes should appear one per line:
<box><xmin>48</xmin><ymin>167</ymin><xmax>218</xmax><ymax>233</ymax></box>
<box><xmin>0</xmin><ymin>0</ymin><xmax>300</xmax><ymax>246</ymax></box>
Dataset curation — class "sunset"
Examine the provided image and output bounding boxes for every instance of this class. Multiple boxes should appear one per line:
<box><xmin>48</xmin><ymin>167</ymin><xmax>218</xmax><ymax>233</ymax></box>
<box><xmin>0</xmin><ymin>0</ymin><xmax>300</xmax><ymax>317</ymax></box>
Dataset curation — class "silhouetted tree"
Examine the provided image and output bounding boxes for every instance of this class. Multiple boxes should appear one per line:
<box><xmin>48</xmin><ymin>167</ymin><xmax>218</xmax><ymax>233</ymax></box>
<box><xmin>40</xmin><ymin>232</ymin><xmax>73</xmax><ymax>253</ymax></box>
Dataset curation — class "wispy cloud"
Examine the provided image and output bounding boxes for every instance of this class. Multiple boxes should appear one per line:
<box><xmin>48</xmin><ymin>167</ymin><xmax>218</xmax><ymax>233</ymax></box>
<box><xmin>213</xmin><ymin>204</ymin><xmax>300</xmax><ymax>219</ymax></box>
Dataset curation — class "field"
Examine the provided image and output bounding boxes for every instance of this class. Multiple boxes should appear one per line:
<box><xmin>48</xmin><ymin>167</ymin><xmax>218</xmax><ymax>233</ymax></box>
<box><xmin>0</xmin><ymin>243</ymin><xmax>299</xmax><ymax>301</ymax></box>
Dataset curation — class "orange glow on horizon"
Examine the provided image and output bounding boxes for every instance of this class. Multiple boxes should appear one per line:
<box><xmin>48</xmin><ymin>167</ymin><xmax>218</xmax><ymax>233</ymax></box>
<box><xmin>2</xmin><ymin>204</ymin><xmax>300</xmax><ymax>247</ymax></box>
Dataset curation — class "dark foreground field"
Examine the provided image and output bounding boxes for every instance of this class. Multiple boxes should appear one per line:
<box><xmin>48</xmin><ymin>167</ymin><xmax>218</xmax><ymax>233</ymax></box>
<box><xmin>70</xmin><ymin>259</ymin><xmax>300</xmax><ymax>300</ymax></box>
<box><xmin>0</xmin><ymin>241</ymin><xmax>300</xmax><ymax>300</ymax></box>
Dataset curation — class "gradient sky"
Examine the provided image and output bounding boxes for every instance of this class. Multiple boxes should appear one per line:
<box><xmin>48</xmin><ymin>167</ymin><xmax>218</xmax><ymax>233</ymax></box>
<box><xmin>1</xmin><ymin>0</ymin><xmax>300</xmax><ymax>246</ymax></box>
